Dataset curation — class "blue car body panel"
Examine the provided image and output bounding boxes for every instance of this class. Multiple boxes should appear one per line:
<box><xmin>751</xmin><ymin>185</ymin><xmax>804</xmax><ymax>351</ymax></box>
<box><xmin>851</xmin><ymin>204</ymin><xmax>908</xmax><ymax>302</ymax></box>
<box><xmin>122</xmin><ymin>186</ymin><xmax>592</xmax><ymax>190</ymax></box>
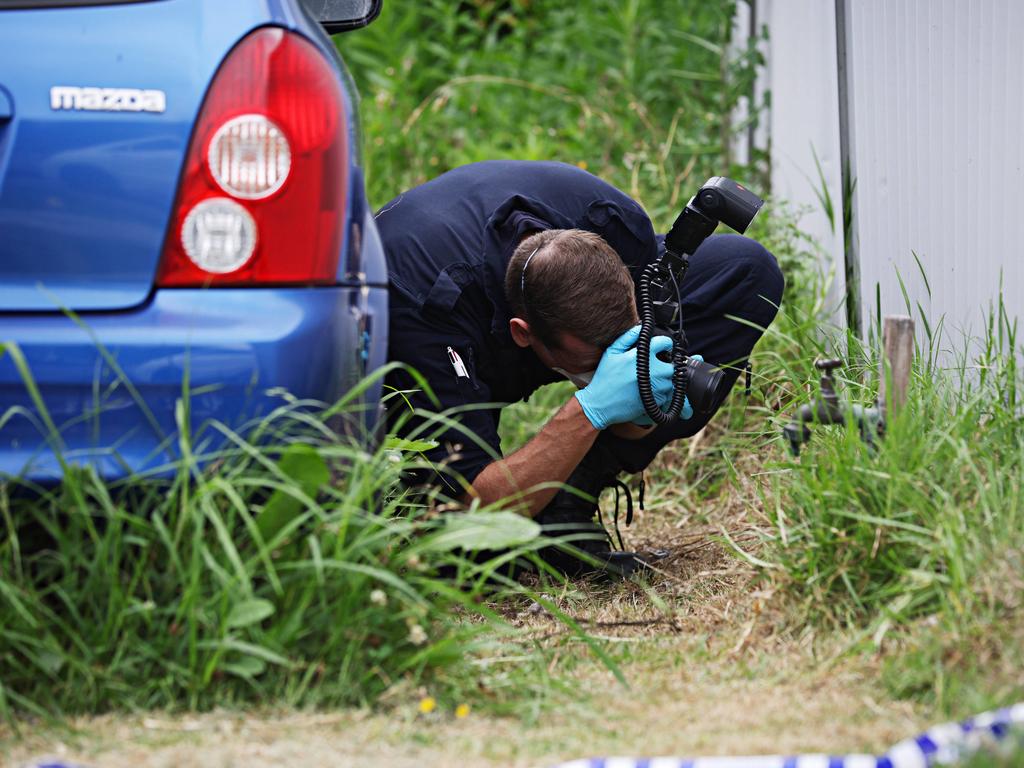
<box><xmin>0</xmin><ymin>0</ymin><xmax>270</xmax><ymax>312</ymax></box>
<box><xmin>1</xmin><ymin>285</ymin><xmax>389</xmax><ymax>482</ymax></box>
<box><xmin>0</xmin><ymin>0</ymin><xmax>389</xmax><ymax>482</ymax></box>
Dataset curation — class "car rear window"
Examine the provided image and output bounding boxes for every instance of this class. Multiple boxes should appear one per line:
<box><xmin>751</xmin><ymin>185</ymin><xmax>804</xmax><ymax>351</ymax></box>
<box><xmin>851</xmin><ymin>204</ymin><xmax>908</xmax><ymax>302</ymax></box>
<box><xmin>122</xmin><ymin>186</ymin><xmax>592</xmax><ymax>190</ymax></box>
<box><xmin>0</xmin><ymin>0</ymin><xmax>164</xmax><ymax>8</ymax></box>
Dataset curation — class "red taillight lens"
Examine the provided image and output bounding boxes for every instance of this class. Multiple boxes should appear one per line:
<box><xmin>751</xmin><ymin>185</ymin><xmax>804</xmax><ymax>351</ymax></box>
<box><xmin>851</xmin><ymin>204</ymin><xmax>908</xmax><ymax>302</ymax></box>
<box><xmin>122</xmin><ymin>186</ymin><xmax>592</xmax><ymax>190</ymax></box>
<box><xmin>157</xmin><ymin>27</ymin><xmax>348</xmax><ymax>287</ymax></box>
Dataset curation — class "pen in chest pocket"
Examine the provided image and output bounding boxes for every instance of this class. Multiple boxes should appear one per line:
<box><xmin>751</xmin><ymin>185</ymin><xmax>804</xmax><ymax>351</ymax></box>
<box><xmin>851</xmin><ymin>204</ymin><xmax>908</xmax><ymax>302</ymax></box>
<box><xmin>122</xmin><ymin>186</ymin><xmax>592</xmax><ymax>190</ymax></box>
<box><xmin>447</xmin><ymin>346</ymin><xmax>470</xmax><ymax>378</ymax></box>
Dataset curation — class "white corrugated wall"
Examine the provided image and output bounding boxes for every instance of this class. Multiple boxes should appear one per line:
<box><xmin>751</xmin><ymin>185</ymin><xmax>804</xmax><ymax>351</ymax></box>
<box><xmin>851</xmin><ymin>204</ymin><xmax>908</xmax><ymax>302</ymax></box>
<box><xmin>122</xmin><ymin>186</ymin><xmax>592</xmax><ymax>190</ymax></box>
<box><xmin>757</xmin><ymin>0</ymin><xmax>1024</xmax><ymax>348</ymax></box>
<box><xmin>752</xmin><ymin>0</ymin><xmax>846</xmax><ymax>322</ymax></box>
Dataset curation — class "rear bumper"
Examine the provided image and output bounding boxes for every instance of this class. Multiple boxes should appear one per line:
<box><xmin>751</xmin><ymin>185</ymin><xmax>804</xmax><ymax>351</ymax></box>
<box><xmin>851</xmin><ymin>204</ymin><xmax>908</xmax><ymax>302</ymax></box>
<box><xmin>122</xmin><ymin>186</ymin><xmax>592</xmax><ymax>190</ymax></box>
<box><xmin>0</xmin><ymin>284</ymin><xmax>388</xmax><ymax>483</ymax></box>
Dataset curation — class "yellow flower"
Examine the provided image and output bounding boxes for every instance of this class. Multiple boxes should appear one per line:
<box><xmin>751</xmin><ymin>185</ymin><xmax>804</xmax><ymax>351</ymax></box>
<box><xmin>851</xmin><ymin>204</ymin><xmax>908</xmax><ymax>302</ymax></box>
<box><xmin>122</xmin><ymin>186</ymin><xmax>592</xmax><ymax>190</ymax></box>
<box><xmin>418</xmin><ymin>696</ymin><xmax>436</xmax><ymax>714</ymax></box>
<box><xmin>455</xmin><ymin>703</ymin><xmax>470</xmax><ymax>719</ymax></box>
<box><xmin>576</xmin><ymin>160</ymin><xmax>588</xmax><ymax>170</ymax></box>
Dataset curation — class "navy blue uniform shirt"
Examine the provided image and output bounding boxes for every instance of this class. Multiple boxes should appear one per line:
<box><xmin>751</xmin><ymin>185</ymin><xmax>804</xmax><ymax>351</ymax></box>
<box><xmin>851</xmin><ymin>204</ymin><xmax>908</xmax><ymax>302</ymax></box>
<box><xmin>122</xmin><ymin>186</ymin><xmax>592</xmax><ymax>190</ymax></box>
<box><xmin>377</xmin><ymin>160</ymin><xmax>660</xmax><ymax>493</ymax></box>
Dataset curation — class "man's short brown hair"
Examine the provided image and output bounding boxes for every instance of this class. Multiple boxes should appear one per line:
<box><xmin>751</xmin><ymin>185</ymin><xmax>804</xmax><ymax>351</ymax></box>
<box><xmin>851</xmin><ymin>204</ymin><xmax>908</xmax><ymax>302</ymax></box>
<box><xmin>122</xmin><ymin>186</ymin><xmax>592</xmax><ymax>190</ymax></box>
<box><xmin>504</xmin><ymin>229</ymin><xmax>638</xmax><ymax>351</ymax></box>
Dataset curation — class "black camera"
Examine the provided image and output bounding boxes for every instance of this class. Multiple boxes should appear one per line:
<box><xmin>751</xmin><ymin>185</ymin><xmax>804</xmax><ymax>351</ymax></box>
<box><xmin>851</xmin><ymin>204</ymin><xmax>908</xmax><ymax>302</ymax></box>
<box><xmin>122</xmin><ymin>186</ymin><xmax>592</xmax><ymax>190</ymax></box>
<box><xmin>636</xmin><ymin>177</ymin><xmax>764</xmax><ymax>423</ymax></box>
<box><xmin>681</xmin><ymin>355</ymin><xmax>726</xmax><ymax>416</ymax></box>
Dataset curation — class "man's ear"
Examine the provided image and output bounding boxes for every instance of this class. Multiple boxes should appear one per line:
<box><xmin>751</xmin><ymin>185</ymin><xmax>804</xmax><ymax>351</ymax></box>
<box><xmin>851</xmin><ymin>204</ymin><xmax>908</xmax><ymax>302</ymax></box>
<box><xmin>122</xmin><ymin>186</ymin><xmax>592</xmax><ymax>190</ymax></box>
<box><xmin>509</xmin><ymin>317</ymin><xmax>532</xmax><ymax>348</ymax></box>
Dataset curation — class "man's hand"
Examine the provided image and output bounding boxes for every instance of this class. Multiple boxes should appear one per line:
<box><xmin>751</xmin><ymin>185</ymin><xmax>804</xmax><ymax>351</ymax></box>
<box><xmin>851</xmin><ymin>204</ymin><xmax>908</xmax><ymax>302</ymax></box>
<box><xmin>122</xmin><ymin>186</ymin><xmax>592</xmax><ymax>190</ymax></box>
<box><xmin>630</xmin><ymin>353</ymin><xmax>702</xmax><ymax>425</ymax></box>
<box><xmin>575</xmin><ymin>325</ymin><xmax>677</xmax><ymax>429</ymax></box>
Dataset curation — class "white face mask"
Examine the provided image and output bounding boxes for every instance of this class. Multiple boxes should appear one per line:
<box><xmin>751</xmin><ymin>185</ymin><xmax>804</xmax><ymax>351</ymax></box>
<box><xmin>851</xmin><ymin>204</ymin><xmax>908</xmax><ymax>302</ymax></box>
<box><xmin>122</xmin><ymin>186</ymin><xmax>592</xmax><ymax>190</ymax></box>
<box><xmin>552</xmin><ymin>367</ymin><xmax>596</xmax><ymax>389</ymax></box>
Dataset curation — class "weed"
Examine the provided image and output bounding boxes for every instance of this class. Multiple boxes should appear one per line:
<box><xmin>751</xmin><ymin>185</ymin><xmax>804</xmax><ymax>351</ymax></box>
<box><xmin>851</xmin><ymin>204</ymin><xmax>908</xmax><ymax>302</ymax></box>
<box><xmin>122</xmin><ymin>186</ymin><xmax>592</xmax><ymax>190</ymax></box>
<box><xmin>0</xmin><ymin>355</ymin><xmax>614</xmax><ymax>721</ymax></box>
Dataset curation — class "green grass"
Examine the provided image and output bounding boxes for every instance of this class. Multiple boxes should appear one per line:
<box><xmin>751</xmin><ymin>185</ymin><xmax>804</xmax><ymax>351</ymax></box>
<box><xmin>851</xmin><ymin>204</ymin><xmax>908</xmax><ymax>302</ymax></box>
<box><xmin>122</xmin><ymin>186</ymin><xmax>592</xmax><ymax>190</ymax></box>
<box><xmin>0</xmin><ymin>353</ymin><xmax>625</xmax><ymax>721</ymax></box>
<box><xmin>722</xmin><ymin>268</ymin><xmax>1024</xmax><ymax>717</ymax></box>
<box><xmin>759</xmin><ymin>291</ymin><xmax>1022</xmax><ymax>614</ymax></box>
<box><xmin>338</xmin><ymin>0</ymin><xmax>764</xmax><ymax>220</ymax></box>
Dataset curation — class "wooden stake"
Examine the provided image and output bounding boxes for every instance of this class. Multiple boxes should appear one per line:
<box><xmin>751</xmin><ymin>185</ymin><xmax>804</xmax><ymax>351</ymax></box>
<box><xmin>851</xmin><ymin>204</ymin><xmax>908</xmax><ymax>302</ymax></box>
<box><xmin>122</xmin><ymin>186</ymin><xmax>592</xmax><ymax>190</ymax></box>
<box><xmin>879</xmin><ymin>315</ymin><xmax>915</xmax><ymax>419</ymax></box>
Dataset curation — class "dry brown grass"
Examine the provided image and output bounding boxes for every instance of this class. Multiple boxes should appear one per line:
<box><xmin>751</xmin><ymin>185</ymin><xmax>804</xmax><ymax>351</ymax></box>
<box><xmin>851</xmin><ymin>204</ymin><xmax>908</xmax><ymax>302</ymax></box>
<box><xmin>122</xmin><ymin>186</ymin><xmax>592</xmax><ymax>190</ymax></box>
<box><xmin>4</xmin><ymin>672</ymin><xmax>926</xmax><ymax>768</ymax></box>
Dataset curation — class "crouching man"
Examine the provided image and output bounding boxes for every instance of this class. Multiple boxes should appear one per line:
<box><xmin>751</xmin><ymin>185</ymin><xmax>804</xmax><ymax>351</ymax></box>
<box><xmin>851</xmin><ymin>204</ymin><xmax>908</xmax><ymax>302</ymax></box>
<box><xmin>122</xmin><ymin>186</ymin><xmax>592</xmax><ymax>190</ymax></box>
<box><xmin>378</xmin><ymin>160</ymin><xmax>784</xmax><ymax>575</ymax></box>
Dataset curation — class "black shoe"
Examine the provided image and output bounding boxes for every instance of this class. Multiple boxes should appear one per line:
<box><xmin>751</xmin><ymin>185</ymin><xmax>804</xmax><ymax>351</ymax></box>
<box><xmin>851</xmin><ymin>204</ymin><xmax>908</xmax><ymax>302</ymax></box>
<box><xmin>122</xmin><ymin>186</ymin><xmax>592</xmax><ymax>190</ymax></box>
<box><xmin>533</xmin><ymin>502</ymin><xmax>615</xmax><ymax>576</ymax></box>
<box><xmin>593</xmin><ymin>550</ymin><xmax>652</xmax><ymax>578</ymax></box>
<box><xmin>533</xmin><ymin>447</ymin><xmax>641</xmax><ymax>578</ymax></box>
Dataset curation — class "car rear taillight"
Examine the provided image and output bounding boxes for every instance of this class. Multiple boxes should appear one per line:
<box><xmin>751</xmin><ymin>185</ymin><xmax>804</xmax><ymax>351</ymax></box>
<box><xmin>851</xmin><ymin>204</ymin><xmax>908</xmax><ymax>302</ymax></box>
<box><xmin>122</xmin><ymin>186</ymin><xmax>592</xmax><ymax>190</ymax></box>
<box><xmin>157</xmin><ymin>28</ymin><xmax>347</xmax><ymax>287</ymax></box>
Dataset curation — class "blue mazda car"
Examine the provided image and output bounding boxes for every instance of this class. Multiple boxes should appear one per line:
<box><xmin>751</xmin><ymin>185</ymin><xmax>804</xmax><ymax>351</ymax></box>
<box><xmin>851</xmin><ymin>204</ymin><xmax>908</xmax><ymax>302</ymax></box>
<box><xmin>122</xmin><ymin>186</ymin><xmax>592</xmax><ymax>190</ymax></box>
<box><xmin>0</xmin><ymin>0</ymin><xmax>389</xmax><ymax>483</ymax></box>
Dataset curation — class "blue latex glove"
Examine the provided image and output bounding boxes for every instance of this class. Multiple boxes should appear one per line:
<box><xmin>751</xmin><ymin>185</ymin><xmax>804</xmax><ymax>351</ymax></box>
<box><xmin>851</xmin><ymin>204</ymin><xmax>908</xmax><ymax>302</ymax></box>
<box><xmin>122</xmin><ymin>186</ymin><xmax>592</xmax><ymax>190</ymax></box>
<box><xmin>575</xmin><ymin>325</ymin><xmax>676</xmax><ymax>430</ymax></box>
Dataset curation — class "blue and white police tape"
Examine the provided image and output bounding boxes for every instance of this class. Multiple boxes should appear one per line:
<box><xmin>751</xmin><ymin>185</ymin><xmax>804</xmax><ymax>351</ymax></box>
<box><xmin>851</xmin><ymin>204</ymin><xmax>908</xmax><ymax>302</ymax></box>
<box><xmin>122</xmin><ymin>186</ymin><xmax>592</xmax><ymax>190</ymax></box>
<box><xmin>21</xmin><ymin>702</ymin><xmax>1024</xmax><ymax>768</ymax></box>
<box><xmin>551</xmin><ymin>701</ymin><xmax>1024</xmax><ymax>768</ymax></box>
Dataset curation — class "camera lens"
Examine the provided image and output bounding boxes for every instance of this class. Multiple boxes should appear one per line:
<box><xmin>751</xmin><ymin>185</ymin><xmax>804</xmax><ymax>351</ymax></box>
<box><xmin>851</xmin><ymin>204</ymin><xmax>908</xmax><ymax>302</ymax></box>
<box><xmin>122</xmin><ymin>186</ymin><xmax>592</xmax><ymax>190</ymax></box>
<box><xmin>685</xmin><ymin>357</ymin><xmax>726</xmax><ymax>415</ymax></box>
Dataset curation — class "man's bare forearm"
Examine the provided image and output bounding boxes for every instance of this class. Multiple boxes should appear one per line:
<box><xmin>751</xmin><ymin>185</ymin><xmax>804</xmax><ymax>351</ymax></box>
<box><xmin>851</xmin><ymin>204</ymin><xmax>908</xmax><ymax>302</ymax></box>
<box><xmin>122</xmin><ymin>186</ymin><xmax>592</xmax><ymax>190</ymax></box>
<box><xmin>467</xmin><ymin>396</ymin><xmax>598</xmax><ymax>518</ymax></box>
